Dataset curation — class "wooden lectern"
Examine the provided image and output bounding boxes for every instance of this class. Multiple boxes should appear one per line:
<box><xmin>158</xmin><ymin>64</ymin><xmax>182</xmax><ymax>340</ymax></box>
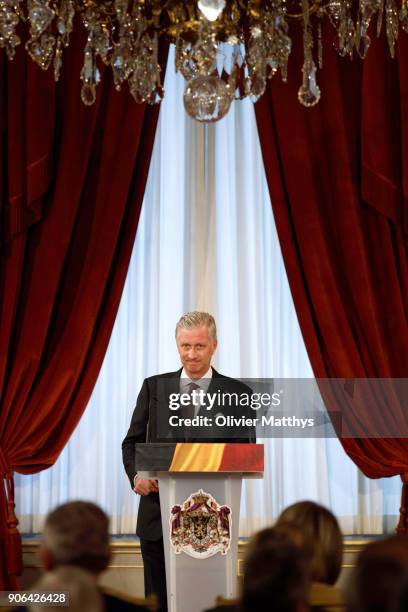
<box><xmin>135</xmin><ymin>442</ymin><xmax>264</xmax><ymax>612</ymax></box>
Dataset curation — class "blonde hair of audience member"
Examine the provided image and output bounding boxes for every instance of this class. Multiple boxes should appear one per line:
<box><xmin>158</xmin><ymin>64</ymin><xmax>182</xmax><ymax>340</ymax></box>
<box><xmin>38</xmin><ymin>501</ymin><xmax>110</xmax><ymax>574</ymax></box>
<box><xmin>346</xmin><ymin>534</ymin><xmax>408</xmax><ymax>612</ymax></box>
<box><xmin>29</xmin><ymin>566</ymin><xmax>104</xmax><ymax>612</ymax></box>
<box><xmin>241</xmin><ymin>527</ymin><xmax>311</xmax><ymax>612</ymax></box>
<box><xmin>275</xmin><ymin>501</ymin><xmax>343</xmax><ymax>585</ymax></box>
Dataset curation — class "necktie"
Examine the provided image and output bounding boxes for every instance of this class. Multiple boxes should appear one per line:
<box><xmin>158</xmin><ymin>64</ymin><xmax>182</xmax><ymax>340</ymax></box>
<box><xmin>181</xmin><ymin>382</ymin><xmax>200</xmax><ymax>420</ymax></box>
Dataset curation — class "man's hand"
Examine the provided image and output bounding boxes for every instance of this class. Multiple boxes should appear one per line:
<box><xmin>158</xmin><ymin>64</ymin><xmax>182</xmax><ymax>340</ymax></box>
<box><xmin>133</xmin><ymin>476</ymin><xmax>159</xmax><ymax>496</ymax></box>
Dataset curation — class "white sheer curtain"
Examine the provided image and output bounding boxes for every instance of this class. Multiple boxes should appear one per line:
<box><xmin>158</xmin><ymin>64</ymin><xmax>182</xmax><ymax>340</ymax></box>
<box><xmin>15</xmin><ymin>46</ymin><xmax>401</xmax><ymax>536</ymax></box>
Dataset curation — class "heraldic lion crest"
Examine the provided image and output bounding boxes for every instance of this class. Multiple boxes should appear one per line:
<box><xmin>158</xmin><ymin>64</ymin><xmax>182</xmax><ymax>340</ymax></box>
<box><xmin>170</xmin><ymin>489</ymin><xmax>231</xmax><ymax>559</ymax></box>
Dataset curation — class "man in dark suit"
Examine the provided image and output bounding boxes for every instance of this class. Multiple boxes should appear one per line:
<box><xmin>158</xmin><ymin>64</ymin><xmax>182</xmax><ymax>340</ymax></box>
<box><xmin>122</xmin><ymin>312</ymin><xmax>255</xmax><ymax>612</ymax></box>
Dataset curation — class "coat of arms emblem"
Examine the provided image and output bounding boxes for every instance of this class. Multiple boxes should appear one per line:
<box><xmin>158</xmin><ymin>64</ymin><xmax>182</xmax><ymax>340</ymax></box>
<box><xmin>170</xmin><ymin>489</ymin><xmax>231</xmax><ymax>559</ymax></box>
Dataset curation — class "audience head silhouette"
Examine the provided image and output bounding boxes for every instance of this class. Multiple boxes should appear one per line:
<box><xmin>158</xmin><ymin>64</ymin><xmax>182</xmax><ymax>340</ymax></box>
<box><xmin>346</xmin><ymin>534</ymin><xmax>408</xmax><ymax>612</ymax></box>
<box><xmin>241</xmin><ymin>526</ymin><xmax>310</xmax><ymax>612</ymax></box>
<box><xmin>35</xmin><ymin>501</ymin><xmax>152</xmax><ymax>612</ymax></box>
<box><xmin>275</xmin><ymin>500</ymin><xmax>343</xmax><ymax>585</ymax></box>
<box><xmin>39</xmin><ymin>500</ymin><xmax>110</xmax><ymax>574</ymax></box>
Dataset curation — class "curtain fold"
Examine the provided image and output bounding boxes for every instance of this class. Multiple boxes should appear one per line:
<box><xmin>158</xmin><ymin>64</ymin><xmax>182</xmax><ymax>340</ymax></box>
<box><xmin>0</xmin><ymin>32</ymin><xmax>167</xmax><ymax>589</ymax></box>
<box><xmin>255</xmin><ymin>30</ymin><xmax>408</xmax><ymax>523</ymax></box>
<box><xmin>4</xmin><ymin>42</ymin><xmax>55</xmax><ymax>237</ymax></box>
<box><xmin>361</xmin><ymin>34</ymin><xmax>408</xmax><ymax>232</ymax></box>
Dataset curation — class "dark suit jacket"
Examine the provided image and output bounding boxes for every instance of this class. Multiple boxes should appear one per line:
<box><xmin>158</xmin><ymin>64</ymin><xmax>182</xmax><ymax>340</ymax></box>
<box><xmin>122</xmin><ymin>368</ymin><xmax>255</xmax><ymax>541</ymax></box>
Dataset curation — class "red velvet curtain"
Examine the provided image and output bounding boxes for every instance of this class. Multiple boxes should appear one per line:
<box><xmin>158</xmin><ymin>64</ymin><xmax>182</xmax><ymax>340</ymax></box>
<box><xmin>255</xmin><ymin>29</ymin><xmax>408</xmax><ymax>527</ymax></box>
<box><xmin>0</xmin><ymin>33</ymin><xmax>166</xmax><ymax>588</ymax></box>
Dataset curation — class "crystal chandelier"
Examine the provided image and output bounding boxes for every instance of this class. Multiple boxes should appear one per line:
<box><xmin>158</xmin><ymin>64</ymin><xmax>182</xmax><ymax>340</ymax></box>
<box><xmin>0</xmin><ymin>1</ymin><xmax>406</xmax><ymax>122</ymax></box>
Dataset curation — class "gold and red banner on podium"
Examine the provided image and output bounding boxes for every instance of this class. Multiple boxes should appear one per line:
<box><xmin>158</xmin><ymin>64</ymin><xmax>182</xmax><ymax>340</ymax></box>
<box><xmin>169</xmin><ymin>443</ymin><xmax>263</xmax><ymax>472</ymax></box>
<box><xmin>135</xmin><ymin>442</ymin><xmax>263</xmax><ymax>474</ymax></box>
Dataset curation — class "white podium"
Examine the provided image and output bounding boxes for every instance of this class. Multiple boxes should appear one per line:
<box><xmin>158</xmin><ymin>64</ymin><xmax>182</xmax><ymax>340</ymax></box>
<box><xmin>135</xmin><ymin>443</ymin><xmax>264</xmax><ymax>612</ymax></box>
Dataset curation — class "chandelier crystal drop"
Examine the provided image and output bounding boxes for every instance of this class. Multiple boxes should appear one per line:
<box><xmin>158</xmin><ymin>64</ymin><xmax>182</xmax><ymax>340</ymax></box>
<box><xmin>184</xmin><ymin>75</ymin><xmax>232</xmax><ymax>122</ymax></box>
<box><xmin>197</xmin><ymin>0</ymin><xmax>226</xmax><ymax>22</ymax></box>
<box><xmin>0</xmin><ymin>0</ymin><xmax>406</xmax><ymax>122</ymax></box>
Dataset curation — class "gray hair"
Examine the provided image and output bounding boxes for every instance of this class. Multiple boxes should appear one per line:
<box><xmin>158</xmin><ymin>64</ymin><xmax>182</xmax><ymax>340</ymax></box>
<box><xmin>42</xmin><ymin>501</ymin><xmax>110</xmax><ymax>573</ymax></box>
<box><xmin>175</xmin><ymin>311</ymin><xmax>217</xmax><ymax>341</ymax></box>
